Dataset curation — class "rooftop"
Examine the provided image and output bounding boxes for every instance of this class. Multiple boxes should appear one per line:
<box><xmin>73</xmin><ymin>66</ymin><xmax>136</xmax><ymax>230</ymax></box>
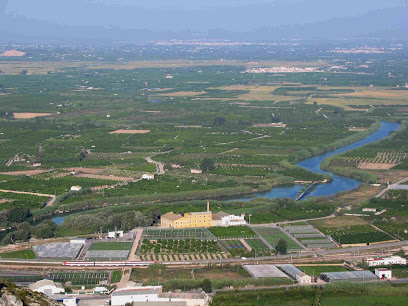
<box><xmin>161</xmin><ymin>212</ymin><xmax>183</xmax><ymax>221</ymax></box>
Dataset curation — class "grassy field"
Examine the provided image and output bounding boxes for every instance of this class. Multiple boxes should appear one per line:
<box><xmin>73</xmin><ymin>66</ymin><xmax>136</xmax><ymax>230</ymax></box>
<box><xmin>111</xmin><ymin>271</ymin><xmax>122</xmax><ymax>283</ymax></box>
<box><xmin>245</xmin><ymin>239</ymin><xmax>270</xmax><ymax>251</ymax></box>
<box><xmin>320</xmin><ymin>295</ymin><xmax>408</xmax><ymax>305</ymax></box>
<box><xmin>254</xmin><ymin>227</ymin><xmax>303</xmax><ymax>250</ymax></box>
<box><xmin>89</xmin><ymin>242</ymin><xmax>133</xmax><ymax>251</ymax></box>
<box><xmin>208</xmin><ymin>226</ymin><xmax>256</xmax><ymax>238</ymax></box>
<box><xmin>0</xmin><ymin>249</ymin><xmax>36</xmax><ymax>259</ymax></box>
<box><xmin>298</xmin><ymin>265</ymin><xmax>349</xmax><ymax>276</ymax></box>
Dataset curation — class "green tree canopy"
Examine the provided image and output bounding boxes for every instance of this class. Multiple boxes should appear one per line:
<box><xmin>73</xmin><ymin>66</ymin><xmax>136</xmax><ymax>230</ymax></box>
<box><xmin>200</xmin><ymin>158</ymin><xmax>215</xmax><ymax>172</ymax></box>
<box><xmin>276</xmin><ymin>239</ymin><xmax>288</xmax><ymax>255</ymax></box>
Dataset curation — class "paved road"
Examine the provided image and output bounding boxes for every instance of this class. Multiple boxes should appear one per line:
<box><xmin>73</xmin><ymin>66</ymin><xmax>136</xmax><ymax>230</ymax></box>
<box><xmin>145</xmin><ymin>157</ymin><xmax>165</xmax><ymax>175</ymax></box>
<box><xmin>375</xmin><ymin>176</ymin><xmax>408</xmax><ymax>198</ymax></box>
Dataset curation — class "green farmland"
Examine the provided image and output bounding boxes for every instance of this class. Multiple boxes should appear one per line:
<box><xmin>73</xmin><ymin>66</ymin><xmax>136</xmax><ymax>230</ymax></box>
<box><xmin>89</xmin><ymin>242</ymin><xmax>133</xmax><ymax>251</ymax></box>
<box><xmin>254</xmin><ymin>227</ymin><xmax>303</xmax><ymax>250</ymax></box>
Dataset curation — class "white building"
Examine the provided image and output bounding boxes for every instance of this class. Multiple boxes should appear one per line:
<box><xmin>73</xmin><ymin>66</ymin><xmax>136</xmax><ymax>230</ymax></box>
<box><xmin>108</xmin><ymin>230</ymin><xmax>124</xmax><ymax>238</ymax></box>
<box><xmin>111</xmin><ymin>285</ymin><xmax>206</xmax><ymax>306</ymax></box>
<box><xmin>70</xmin><ymin>238</ymin><xmax>87</xmax><ymax>245</ymax></box>
<box><xmin>375</xmin><ymin>268</ymin><xmax>392</xmax><ymax>279</ymax></box>
<box><xmin>70</xmin><ymin>186</ymin><xmax>82</xmax><ymax>191</ymax></box>
<box><xmin>296</xmin><ymin>272</ymin><xmax>312</xmax><ymax>284</ymax></box>
<box><xmin>280</xmin><ymin>265</ymin><xmax>312</xmax><ymax>284</ymax></box>
<box><xmin>142</xmin><ymin>174</ymin><xmax>155</xmax><ymax>180</ymax></box>
<box><xmin>29</xmin><ymin>279</ymin><xmax>65</xmax><ymax>295</ymax></box>
<box><xmin>366</xmin><ymin>256</ymin><xmax>406</xmax><ymax>267</ymax></box>
<box><xmin>191</xmin><ymin>169</ymin><xmax>203</xmax><ymax>174</ymax></box>
<box><xmin>212</xmin><ymin>212</ymin><xmax>247</xmax><ymax>227</ymax></box>
<box><xmin>50</xmin><ymin>295</ymin><xmax>77</xmax><ymax>306</ymax></box>
<box><xmin>362</xmin><ymin>208</ymin><xmax>377</xmax><ymax>213</ymax></box>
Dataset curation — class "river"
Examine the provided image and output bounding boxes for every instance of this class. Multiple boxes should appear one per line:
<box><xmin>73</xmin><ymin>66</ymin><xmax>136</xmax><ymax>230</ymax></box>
<box><xmin>229</xmin><ymin>121</ymin><xmax>400</xmax><ymax>202</ymax></box>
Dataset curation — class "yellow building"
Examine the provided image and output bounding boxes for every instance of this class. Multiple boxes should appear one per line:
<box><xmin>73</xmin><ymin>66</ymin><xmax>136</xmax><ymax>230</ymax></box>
<box><xmin>161</xmin><ymin>211</ymin><xmax>212</xmax><ymax>229</ymax></box>
<box><xmin>161</xmin><ymin>201</ymin><xmax>213</xmax><ymax>228</ymax></box>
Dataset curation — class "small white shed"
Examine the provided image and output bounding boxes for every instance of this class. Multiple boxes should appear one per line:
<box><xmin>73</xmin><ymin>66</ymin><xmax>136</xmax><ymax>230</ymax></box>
<box><xmin>375</xmin><ymin>268</ymin><xmax>392</xmax><ymax>279</ymax></box>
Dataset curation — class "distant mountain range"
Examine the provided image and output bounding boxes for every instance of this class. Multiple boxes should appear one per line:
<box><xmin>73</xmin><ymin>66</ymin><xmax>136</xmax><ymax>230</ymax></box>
<box><xmin>0</xmin><ymin>6</ymin><xmax>406</xmax><ymax>43</ymax></box>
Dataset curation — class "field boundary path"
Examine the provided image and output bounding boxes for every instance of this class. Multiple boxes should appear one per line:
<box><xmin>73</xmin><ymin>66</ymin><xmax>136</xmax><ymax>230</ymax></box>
<box><xmin>0</xmin><ymin>189</ymin><xmax>56</xmax><ymax>207</ymax></box>
<box><xmin>375</xmin><ymin>177</ymin><xmax>408</xmax><ymax>198</ymax></box>
<box><xmin>0</xmin><ymin>189</ymin><xmax>55</xmax><ymax>198</ymax></box>
<box><xmin>117</xmin><ymin>268</ymin><xmax>132</xmax><ymax>288</ymax></box>
<box><xmin>128</xmin><ymin>228</ymin><xmax>143</xmax><ymax>261</ymax></box>
<box><xmin>240</xmin><ymin>239</ymin><xmax>252</xmax><ymax>252</ymax></box>
<box><xmin>251</xmin><ymin>213</ymin><xmax>336</xmax><ymax>227</ymax></box>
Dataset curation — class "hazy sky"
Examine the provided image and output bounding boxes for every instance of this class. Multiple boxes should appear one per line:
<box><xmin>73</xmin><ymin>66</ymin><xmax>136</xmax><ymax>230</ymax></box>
<box><xmin>3</xmin><ymin>0</ymin><xmax>405</xmax><ymax>32</ymax></box>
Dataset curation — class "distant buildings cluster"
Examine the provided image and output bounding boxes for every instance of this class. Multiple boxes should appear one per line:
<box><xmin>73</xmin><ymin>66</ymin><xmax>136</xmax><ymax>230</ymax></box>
<box><xmin>245</xmin><ymin>67</ymin><xmax>319</xmax><ymax>73</ymax></box>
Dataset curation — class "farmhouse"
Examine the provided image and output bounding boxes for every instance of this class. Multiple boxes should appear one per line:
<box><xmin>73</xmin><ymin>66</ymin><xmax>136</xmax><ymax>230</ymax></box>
<box><xmin>366</xmin><ymin>256</ymin><xmax>406</xmax><ymax>267</ymax></box>
<box><xmin>70</xmin><ymin>185</ymin><xmax>82</xmax><ymax>191</ymax></box>
<box><xmin>191</xmin><ymin>169</ymin><xmax>203</xmax><ymax>174</ymax></box>
<box><xmin>375</xmin><ymin>268</ymin><xmax>392</xmax><ymax>279</ymax></box>
<box><xmin>212</xmin><ymin>212</ymin><xmax>247</xmax><ymax>227</ymax></box>
<box><xmin>29</xmin><ymin>279</ymin><xmax>65</xmax><ymax>295</ymax></box>
<box><xmin>108</xmin><ymin>230</ymin><xmax>124</xmax><ymax>238</ymax></box>
<box><xmin>142</xmin><ymin>174</ymin><xmax>155</xmax><ymax>180</ymax></box>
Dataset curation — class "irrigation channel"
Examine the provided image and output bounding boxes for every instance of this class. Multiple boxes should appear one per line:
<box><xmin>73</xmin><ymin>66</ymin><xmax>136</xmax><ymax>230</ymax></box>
<box><xmin>230</xmin><ymin>121</ymin><xmax>400</xmax><ymax>202</ymax></box>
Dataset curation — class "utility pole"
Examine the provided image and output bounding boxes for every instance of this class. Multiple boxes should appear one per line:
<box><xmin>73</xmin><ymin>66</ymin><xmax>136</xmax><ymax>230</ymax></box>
<box><xmin>248</xmin><ymin>214</ymin><xmax>252</xmax><ymax>225</ymax></box>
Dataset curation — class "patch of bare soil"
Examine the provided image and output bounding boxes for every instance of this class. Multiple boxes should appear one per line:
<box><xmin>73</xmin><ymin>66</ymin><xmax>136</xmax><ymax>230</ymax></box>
<box><xmin>110</xmin><ymin>129</ymin><xmax>151</xmax><ymax>134</ymax></box>
<box><xmin>13</xmin><ymin>113</ymin><xmax>51</xmax><ymax>119</ymax></box>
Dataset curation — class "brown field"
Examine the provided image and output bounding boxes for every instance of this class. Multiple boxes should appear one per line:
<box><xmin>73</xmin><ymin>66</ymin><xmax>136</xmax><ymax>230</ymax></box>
<box><xmin>211</xmin><ymin>85</ymin><xmax>299</xmax><ymax>101</ymax></box>
<box><xmin>310</xmin><ymin>216</ymin><xmax>367</xmax><ymax>228</ymax></box>
<box><xmin>358</xmin><ymin>162</ymin><xmax>397</xmax><ymax>170</ymax></box>
<box><xmin>75</xmin><ymin>173</ymin><xmax>132</xmax><ymax>182</ymax></box>
<box><xmin>306</xmin><ymin>87</ymin><xmax>408</xmax><ymax>107</ymax></box>
<box><xmin>13</xmin><ymin>113</ymin><xmax>52</xmax><ymax>119</ymax></box>
<box><xmin>0</xmin><ymin>199</ymin><xmax>14</xmax><ymax>204</ymax></box>
<box><xmin>0</xmin><ymin>170</ymin><xmax>48</xmax><ymax>176</ymax></box>
<box><xmin>1</xmin><ymin>50</ymin><xmax>26</xmax><ymax>57</ymax></box>
<box><xmin>109</xmin><ymin>129</ymin><xmax>151</xmax><ymax>134</ymax></box>
<box><xmin>175</xmin><ymin>125</ymin><xmax>204</xmax><ymax>128</ymax></box>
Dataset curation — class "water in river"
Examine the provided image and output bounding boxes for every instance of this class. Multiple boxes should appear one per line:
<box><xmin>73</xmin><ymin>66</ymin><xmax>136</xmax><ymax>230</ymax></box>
<box><xmin>229</xmin><ymin>122</ymin><xmax>400</xmax><ymax>201</ymax></box>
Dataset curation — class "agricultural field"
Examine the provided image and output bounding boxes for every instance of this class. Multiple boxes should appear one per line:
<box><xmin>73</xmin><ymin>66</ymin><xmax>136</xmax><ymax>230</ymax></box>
<box><xmin>253</xmin><ymin>227</ymin><xmax>303</xmax><ymax>251</ymax></box>
<box><xmin>244</xmin><ymin>239</ymin><xmax>270</xmax><ymax>252</ymax></box>
<box><xmin>88</xmin><ymin>242</ymin><xmax>133</xmax><ymax>251</ymax></box>
<box><xmin>310</xmin><ymin>216</ymin><xmax>394</xmax><ymax>245</ymax></box>
<box><xmin>50</xmin><ymin>272</ymin><xmax>109</xmax><ymax>286</ymax></box>
<box><xmin>283</xmin><ymin>225</ymin><xmax>335</xmax><ymax>249</ymax></box>
<box><xmin>208</xmin><ymin>226</ymin><xmax>256</xmax><ymax>238</ymax></box>
<box><xmin>142</xmin><ymin>228</ymin><xmax>215</xmax><ymax>240</ymax></box>
<box><xmin>110</xmin><ymin>271</ymin><xmax>122</xmax><ymax>283</ymax></box>
<box><xmin>140</xmin><ymin>239</ymin><xmax>221</xmax><ymax>254</ymax></box>
<box><xmin>0</xmin><ymin>42</ymin><xmax>408</xmax><ymax>251</ymax></box>
<box><xmin>131</xmin><ymin>264</ymin><xmax>292</xmax><ymax>292</ymax></box>
<box><xmin>298</xmin><ymin>265</ymin><xmax>349</xmax><ymax>276</ymax></box>
<box><xmin>0</xmin><ymin>249</ymin><xmax>36</xmax><ymax>259</ymax></box>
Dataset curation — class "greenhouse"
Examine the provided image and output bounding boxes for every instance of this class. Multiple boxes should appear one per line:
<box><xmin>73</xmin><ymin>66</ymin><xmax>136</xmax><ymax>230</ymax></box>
<box><xmin>321</xmin><ymin>271</ymin><xmax>377</xmax><ymax>283</ymax></box>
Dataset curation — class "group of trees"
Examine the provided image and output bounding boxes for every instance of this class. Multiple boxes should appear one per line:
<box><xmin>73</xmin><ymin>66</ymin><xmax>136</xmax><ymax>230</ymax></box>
<box><xmin>59</xmin><ymin>207</ymin><xmax>160</xmax><ymax>234</ymax></box>
<box><xmin>1</xmin><ymin>220</ymin><xmax>57</xmax><ymax>245</ymax></box>
<box><xmin>0</xmin><ymin>111</ymin><xmax>14</xmax><ymax>119</ymax></box>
